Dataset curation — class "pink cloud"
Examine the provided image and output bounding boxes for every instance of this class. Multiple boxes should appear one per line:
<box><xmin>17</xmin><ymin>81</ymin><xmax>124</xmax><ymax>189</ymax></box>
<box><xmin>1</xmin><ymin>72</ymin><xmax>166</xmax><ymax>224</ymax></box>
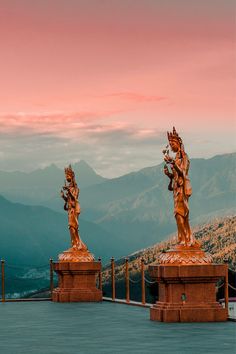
<box><xmin>0</xmin><ymin>1</ymin><xmax>234</xmax><ymax>136</ymax></box>
<box><xmin>0</xmin><ymin>110</ymin><xmax>126</xmax><ymax>136</ymax></box>
<box><xmin>0</xmin><ymin>111</ymin><xmax>164</xmax><ymax>146</ymax></box>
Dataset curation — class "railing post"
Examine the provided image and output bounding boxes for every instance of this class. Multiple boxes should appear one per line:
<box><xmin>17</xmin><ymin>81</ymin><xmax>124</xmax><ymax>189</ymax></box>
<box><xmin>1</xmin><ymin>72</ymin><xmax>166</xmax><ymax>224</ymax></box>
<box><xmin>1</xmin><ymin>259</ymin><xmax>5</xmax><ymax>302</ymax></box>
<box><xmin>50</xmin><ymin>258</ymin><xmax>54</xmax><ymax>298</ymax></box>
<box><xmin>98</xmin><ymin>257</ymin><xmax>102</xmax><ymax>291</ymax></box>
<box><xmin>141</xmin><ymin>257</ymin><xmax>145</xmax><ymax>305</ymax></box>
<box><xmin>111</xmin><ymin>257</ymin><xmax>115</xmax><ymax>301</ymax></box>
<box><xmin>225</xmin><ymin>264</ymin><xmax>229</xmax><ymax>317</ymax></box>
<box><xmin>125</xmin><ymin>258</ymin><xmax>130</xmax><ymax>303</ymax></box>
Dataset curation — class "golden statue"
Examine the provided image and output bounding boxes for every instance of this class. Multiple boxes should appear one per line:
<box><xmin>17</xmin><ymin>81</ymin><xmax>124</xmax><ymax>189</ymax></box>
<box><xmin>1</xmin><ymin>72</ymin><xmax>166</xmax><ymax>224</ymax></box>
<box><xmin>58</xmin><ymin>165</ymin><xmax>94</xmax><ymax>262</ymax></box>
<box><xmin>163</xmin><ymin>127</ymin><xmax>198</xmax><ymax>247</ymax></box>
<box><xmin>159</xmin><ymin>127</ymin><xmax>212</xmax><ymax>264</ymax></box>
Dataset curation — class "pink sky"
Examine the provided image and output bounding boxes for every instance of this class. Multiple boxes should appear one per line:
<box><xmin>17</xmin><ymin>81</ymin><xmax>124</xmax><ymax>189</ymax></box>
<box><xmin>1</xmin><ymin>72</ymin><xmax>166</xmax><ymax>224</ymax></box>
<box><xmin>0</xmin><ymin>0</ymin><xmax>235</xmax><ymax>176</ymax></box>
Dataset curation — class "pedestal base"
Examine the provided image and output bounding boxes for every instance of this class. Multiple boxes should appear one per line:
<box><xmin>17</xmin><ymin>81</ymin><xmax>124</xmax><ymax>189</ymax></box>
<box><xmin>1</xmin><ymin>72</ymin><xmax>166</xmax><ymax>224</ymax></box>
<box><xmin>149</xmin><ymin>264</ymin><xmax>228</xmax><ymax>322</ymax></box>
<box><xmin>52</xmin><ymin>262</ymin><xmax>102</xmax><ymax>302</ymax></box>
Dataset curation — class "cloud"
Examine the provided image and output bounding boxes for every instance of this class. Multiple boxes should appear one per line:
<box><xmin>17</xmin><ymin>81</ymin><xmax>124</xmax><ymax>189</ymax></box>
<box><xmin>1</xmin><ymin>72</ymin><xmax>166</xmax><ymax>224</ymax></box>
<box><xmin>0</xmin><ymin>111</ymin><xmax>167</xmax><ymax>176</ymax></box>
<box><xmin>0</xmin><ymin>112</ymin><xmax>97</xmax><ymax>135</ymax></box>
<box><xmin>0</xmin><ymin>111</ymin><xmax>164</xmax><ymax>143</ymax></box>
<box><xmin>0</xmin><ymin>110</ymin><xmax>127</xmax><ymax>141</ymax></box>
<box><xmin>0</xmin><ymin>110</ymin><xmax>234</xmax><ymax>177</ymax></box>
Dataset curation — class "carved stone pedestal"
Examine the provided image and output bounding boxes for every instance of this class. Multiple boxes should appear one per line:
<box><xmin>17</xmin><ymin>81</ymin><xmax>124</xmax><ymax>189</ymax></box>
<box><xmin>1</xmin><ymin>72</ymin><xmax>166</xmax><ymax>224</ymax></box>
<box><xmin>52</xmin><ymin>262</ymin><xmax>102</xmax><ymax>302</ymax></box>
<box><xmin>149</xmin><ymin>264</ymin><xmax>228</xmax><ymax>322</ymax></box>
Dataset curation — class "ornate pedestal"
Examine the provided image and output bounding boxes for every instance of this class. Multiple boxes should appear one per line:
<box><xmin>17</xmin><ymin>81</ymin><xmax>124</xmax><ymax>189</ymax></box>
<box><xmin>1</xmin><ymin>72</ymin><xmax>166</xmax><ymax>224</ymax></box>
<box><xmin>52</xmin><ymin>262</ymin><xmax>102</xmax><ymax>302</ymax></box>
<box><xmin>149</xmin><ymin>263</ymin><xmax>228</xmax><ymax>322</ymax></box>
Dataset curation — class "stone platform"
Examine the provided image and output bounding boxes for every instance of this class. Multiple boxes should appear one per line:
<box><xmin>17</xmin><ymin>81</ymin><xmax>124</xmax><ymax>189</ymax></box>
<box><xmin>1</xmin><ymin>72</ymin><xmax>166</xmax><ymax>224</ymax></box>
<box><xmin>149</xmin><ymin>264</ymin><xmax>228</xmax><ymax>322</ymax></box>
<box><xmin>52</xmin><ymin>261</ymin><xmax>102</xmax><ymax>302</ymax></box>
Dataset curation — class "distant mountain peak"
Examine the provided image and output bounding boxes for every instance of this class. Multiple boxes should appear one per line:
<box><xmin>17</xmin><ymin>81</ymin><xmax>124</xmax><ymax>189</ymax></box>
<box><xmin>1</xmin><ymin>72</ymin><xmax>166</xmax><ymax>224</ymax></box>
<box><xmin>72</xmin><ymin>160</ymin><xmax>107</xmax><ymax>185</ymax></box>
<box><xmin>73</xmin><ymin>160</ymin><xmax>95</xmax><ymax>171</ymax></box>
<box><xmin>44</xmin><ymin>163</ymin><xmax>60</xmax><ymax>171</ymax></box>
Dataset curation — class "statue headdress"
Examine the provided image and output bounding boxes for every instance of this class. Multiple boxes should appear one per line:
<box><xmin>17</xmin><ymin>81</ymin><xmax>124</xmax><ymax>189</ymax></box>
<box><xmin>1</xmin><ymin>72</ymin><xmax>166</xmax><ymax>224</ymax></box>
<box><xmin>167</xmin><ymin>127</ymin><xmax>182</xmax><ymax>145</ymax></box>
<box><xmin>64</xmin><ymin>164</ymin><xmax>75</xmax><ymax>179</ymax></box>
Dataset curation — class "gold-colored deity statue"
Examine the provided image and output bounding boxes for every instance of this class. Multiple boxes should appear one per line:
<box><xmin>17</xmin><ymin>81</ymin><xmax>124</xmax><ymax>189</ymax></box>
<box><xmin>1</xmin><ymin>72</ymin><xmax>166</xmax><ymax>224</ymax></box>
<box><xmin>58</xmin><ymin>165</ymin><xmax>94</xmax><ymax>262</ymax></box>
<box><xmin>163</xmin><ymin>127</ymin><xmax>198</xmax><ymax>247</ymax></box>
<box><xmin>159</xmin><ymin>127</ymin><xmax>212</xmax><ymax>264</ymax></box>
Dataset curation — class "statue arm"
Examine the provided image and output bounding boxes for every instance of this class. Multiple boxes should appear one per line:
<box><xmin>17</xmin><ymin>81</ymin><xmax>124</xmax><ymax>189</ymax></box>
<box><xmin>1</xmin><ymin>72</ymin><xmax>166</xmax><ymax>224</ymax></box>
<box><xmin>172</xmin><ymin>154</ymin><xmax>189</xmax><ymax>177</ymax></box>
<box><xmin>172</xmin><ymin>162</ymin><xmax>183</xmax><ymax>176</ymax></box>
<box><xmin>164</xmin><ymin>165</ymin><xmax>174</xmax><ymax>191</ymax></box>
<box><xmin>164</xmin><ymin>165</ymin><xmax>174</xmax><ymax>179</ymax></box>
<box><xmin>168</xmin><ymin>179</ymin><xmax>173</xmax><ymax>191</ymax></box>
<box><xmin>67</xmin><ymin>187</ymin><xmax>78</xmax><ymax>200</ymax></box>
<box><xmin>61</xmin><ymin>190</ymin><xmax>68</xmax><ymax>201</ymax></box>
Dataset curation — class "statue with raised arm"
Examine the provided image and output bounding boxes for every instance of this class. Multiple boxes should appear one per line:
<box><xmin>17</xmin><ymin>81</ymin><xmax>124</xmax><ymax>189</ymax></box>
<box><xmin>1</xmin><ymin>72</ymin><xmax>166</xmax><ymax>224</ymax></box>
<box><xmin>159</xmin><ymin>127</ymin><xmax>212</xmax><ymax>264</ymax></box>
<box><xmin>163</xmin><ymin>127</ymin><xmax>198</xmax><ymax>247</ymax></box>
<box><xmin>148</xmin><ymin>130</ymin><xmax>225</xmax><ymax>323</ymax></box>
<box><xmin>58</xmin><ymin>165</ymin><xmax>94</xmax><ymax>262</ymax></box>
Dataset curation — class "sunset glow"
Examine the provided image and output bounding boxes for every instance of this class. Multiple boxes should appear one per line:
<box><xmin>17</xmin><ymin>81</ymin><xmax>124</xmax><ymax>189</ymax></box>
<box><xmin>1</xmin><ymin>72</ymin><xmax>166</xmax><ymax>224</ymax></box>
<box><xmin>0</xmin><ymin>0</ymin><xmax>235</xmax><ymax>176</ymax></box>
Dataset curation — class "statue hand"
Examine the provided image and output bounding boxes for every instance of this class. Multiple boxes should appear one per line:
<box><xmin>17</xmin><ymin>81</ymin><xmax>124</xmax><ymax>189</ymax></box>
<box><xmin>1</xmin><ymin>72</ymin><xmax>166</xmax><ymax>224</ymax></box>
<box><xmin>164</xmin><ymin>165</ymin><xmax>174</xmax><ymax>180</ymax></box>
<box><xmin>60</xmin><ymin>190</ymin><xmax>65</xmax><ymax>198</ymax></box>
<box><xmin>164</xmin><ymin>155</ymin><xmax>174</xmax><ymax>164</ymax></box>
<box><xmin>164</xmin><ymin>165</ymin><xmax>169</xmax><ymax>176</ymax></box>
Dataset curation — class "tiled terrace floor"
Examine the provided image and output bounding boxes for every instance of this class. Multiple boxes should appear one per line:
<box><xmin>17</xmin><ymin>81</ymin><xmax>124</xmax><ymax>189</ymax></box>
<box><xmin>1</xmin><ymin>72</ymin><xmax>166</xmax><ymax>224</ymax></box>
<box><xmin>0</xmin><ymin>301</ymin><xmax>235</xmax><ymax>354</ymax></box>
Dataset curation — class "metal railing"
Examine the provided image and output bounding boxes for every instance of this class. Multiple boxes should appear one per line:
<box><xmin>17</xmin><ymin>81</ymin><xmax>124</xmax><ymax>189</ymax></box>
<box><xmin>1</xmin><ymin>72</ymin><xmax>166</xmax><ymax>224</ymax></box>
<box><xmin>102</xmin><ymin>257</ymin><xmax>157</xmax><ymax>306</ymax></box>
<box><xmin>0</xmin><ymin>257</ymin><xmax>235</xmax><ymax>315</ymax></box>
<box><xmin>0</xmin><ymin>259</ymin><xmax>54</xmax><ymax>302</ymax></box>
<box><xmin>102</xmin><ymin>257</ymin><xmax>236</xmax><ymax>311</ymax></box>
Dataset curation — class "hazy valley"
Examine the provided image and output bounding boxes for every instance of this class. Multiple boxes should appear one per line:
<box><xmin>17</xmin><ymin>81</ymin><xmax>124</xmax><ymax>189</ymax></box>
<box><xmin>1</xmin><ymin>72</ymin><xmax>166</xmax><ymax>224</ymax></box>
<box><xmin>0</xmin><ymin>152</ymin><xmax>235</xmax><ymax>296</ymax></box>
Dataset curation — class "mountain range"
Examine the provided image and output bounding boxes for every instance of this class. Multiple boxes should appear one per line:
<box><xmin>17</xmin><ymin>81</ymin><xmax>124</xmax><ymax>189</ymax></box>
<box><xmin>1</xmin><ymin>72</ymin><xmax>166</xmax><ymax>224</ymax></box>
<box><xmin>82</xmin><ymin>152</ymin><xmax>236</xmax><ymax>253</ymax></box>
<box><xmin>102</xmin><ymin>215</ymin><xmax>236</xmax><ymax>302</ymax></box>
<box><xmin>0</xmin><ymin>152</ymin><xmax>235</xmax><ymax>297</ymax></box>
<box><xmin>0</xmin><ymin>153</ymin><xmax>235</xmax><ymax>260</ymax></box>
<box><xmin>103</xmin><ymin>215</ymin><xmax>236</xmax><ymax>278</ymax></box>
<box><xmin>0</xmin><ymin>160</ymin><xmax>106</xmax><ymax>206</ymax></box>
<box><xmin>0</xmin><ymin>196</ymin><xmax>118</xmax><ymax>267</ymax></box>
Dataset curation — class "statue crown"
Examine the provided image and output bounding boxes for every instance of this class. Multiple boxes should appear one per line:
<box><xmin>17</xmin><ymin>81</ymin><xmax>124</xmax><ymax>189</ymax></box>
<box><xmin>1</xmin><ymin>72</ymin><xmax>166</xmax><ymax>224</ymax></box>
<box><xmin>64</xmin><ymin>164</ymin><xmax>74</xmax><ymax>178</ymax></box>
<box><xmin>167</xmin><ymin>126</ymin><xmax>182</xmax><ymax>145</ymax></box>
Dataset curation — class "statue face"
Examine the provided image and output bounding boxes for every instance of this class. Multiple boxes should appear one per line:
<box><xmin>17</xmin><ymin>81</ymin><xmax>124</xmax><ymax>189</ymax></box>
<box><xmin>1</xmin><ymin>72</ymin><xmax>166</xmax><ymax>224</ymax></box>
<box><xmin>66</xmin><ymin>173</ymin><xmax>72</xmax><ymax>183</ymax></box>
<box><xmin>170</xmin><ymin>140</ymin><xmax>180</xmax><ymax>153</ymax></box>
